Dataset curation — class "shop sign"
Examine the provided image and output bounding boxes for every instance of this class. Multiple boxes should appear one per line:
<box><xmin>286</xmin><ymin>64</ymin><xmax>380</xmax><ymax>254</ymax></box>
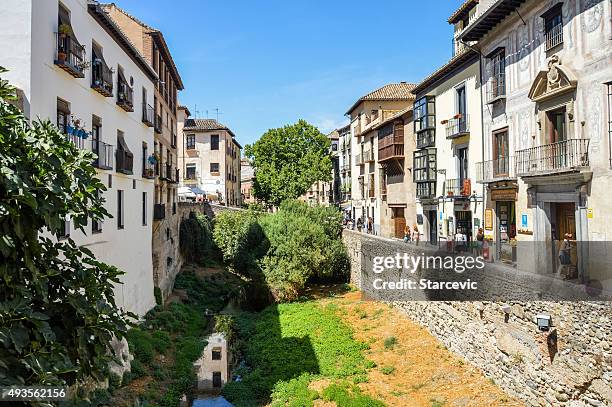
<box><xmin>587</xmin><ymin>208</ymin><xmax>593</xmax><ymax>219</ymax></box>
<box><xmin>485</xmin><ymin>208</ymin><xmax>494</xmax><ymax>230</ymax></box>
<box><xmin>521</xmin><ymin>214</ymin><xmax>528</xmax><ymax>228</ymax></box>
<box><xmin>490</xmin><ymin>188</ymin><xmax>518</xmax><ymax>201</ymax></box>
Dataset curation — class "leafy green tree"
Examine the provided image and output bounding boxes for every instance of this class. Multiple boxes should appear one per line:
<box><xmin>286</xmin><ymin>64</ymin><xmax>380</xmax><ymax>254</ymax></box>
<box><xmin>0</xmin><ymin>68</ymin><xmax>132</xmax><ymax>388</ymax></box>
<box><xmin>244</xmin><ymin>120</ymin><xmax>332</xmax><ymax>207</ymax></box>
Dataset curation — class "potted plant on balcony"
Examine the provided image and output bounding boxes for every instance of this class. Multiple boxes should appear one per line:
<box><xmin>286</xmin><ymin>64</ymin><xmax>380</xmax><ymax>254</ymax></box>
<box><xmin>447</xmin><ymin>190</ymin><xmax>454</xmax><ymax>197</ymax></box>
<box><xmin>441</xmin><ymin>119</ymin><xmax>448</xmax><ymax>125</ymax></box>
<box><xmin>454</xmin><ymin>113</ymin><xmax>463</xmax><ymax>120</ymax></box>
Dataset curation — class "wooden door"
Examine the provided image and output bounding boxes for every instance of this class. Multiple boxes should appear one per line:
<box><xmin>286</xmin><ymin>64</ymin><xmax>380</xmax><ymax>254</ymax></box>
<box><xmin>556</xmin><ymin>203</ymin><xmax>576</xmax><ymax>239</ymax></box>
<box><xmin>394</xmin><ymin>216</ymin><xmax>406</xmax><ymax>239</ymax></box>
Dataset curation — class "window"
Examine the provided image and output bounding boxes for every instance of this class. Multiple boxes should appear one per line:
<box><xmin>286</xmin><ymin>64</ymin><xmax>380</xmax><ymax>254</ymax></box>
<box><xmin>57</xmin><ymin>98</ymin><xmax>70</xmax><ymax>133</ymax></box>
<box><xmin>210</xmin><ymin>162</ymin><xmax>219</xmax><ymax>174</ymax></box>
<box><xmin>59</xmin><ymin>217</ymin><xmax>70</xmax><ymax>239</ymax></box>
<box><xmin>117</xmin><ymin>190</ymin><xmax>124</xmax><ymax>229</ymax></box>
<box><xmin>488</xmin><ymin>50</ymin><xmax>506</xmax><ymax>101</ymax></box>
<box><xmin>142</xmin><ymin>191</ymin><xmax>147</xmax><ymax>226</ymax></box>
<box><xmin>413</xmin><ymin>148</ymin><xmax>437</xmax><ymax>183</ymax></box>
<box><xmin>211</xmin><ymin>134</ymin><xmax>219</xmax><ymax>150</ymax></box>
<box><xmin>212</xmin><ymin>372</ymin><xmax>222</xmax><ymax>388</ymax></box>
<box><xmin>92</xmin><ymin>192</ymin><xmax>103</xmax><ymax>234</ymax></box>
<box><xmin>186</xmin><ymin>164</ymin><xmax>196</xmax><ymax>180</ymax></box>
<box><xmin>116</xmin><ymin>130</ymin><xmax>134</xmax><ymax>174</ymax></box>
<box><xmin>457</xmin><ymin>147</ymin><xmax>469</xmax><ymax>182</ymax></box>
<box><xmin>212</xmin><ymin>348</ymin><xmax>222</xmax><ymax>360</ymax></box>
<box><xmin>414</xmin><ymin>96</ymin><xmax>436</xmax><ymax>133</ymax></box>
<box><xmin>186</xmin><ymin>134</ymin><xmax>195</xmax><ymax>149</ymax></box>
<box><xmin>543</xmin><ymin>4</ymin><xmax>563</xmax><ymax>51</ymax></box>
<box><xmin>493</xmin><ymin>128</ymin><xmax>510</xmax><ymax>176</ymax></box>
<box><xmin>547</xmin><ymin>107</ymin><xmax>567</xmax><ymax>143</ymax></box>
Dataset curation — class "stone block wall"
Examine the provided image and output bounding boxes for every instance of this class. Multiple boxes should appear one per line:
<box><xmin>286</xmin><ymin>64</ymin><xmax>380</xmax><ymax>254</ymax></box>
<box><xmin>342</xmin><ymin>230</ymin><xmax>612</xmax><ymax>407</ymax></box>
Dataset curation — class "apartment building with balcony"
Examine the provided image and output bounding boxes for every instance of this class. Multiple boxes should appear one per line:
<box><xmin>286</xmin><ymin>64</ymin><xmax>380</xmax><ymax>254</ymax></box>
<box><xmin>412</xmin><ymin>13</ymin><xmax>484</xmax><ymax>247</ymax></box>
<box><xmin>338</xmin><ymin>124</ymin><xmax>352</xmax><ymax>205</ymax></box>
<box><xmin>103</xmin><ymin>3</ymin><xmax>185</xmax><ymax>300</ymax></box>
<box><xmin>178</xmin><ymin>108</ymin><xmax>242</xmax><ymax>207</ymax></box>
<box><xmin>461</xmin><ymin>0</ymin><xmax>612</xmax><ymax>285</ymax></box>
<box><xmin>0</xmin><ymin>0</ymin><xmax>158</xmax><ymax>316</ymax></box>
<box><xmin>347</xmin><ymin>82</ymin><xmax>416</xmax><ymax>236</ymax></box>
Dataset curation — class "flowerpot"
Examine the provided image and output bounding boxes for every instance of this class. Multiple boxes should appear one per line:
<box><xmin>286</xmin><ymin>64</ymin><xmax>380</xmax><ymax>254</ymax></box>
<box><xmin>58</xmin><ymin>52</ymin><xmax>67</xmax><ymax>62</ymax></box>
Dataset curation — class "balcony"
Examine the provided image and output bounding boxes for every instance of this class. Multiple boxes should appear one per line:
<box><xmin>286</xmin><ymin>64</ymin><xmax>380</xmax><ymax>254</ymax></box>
<box><xmin>91</xmin><ymin>59</ymin><xmax>113</xmax><ymax>97</ymax></box>
<box><xmin>116</xmin><ymin>149</ymin><xmax>133</xmax><ymax>175</ymax></box>
<box><xmin>184</xmin><ymin>172</ymin><xmax>197</xmax><ymax>185</ymax></box>
<box><xmin>65</xmin><ymin>132</ymin><xmax>89</xmax><ymax>150</ymax></box>
<box><xmin>487</xmin><ymin>74</ymin><xmax>506</xmax><ymax>104</ymax></box>
<box><xmin>416</xmin><ymin>130</ymin><xmax>436</xmax><ymax>149</ymax></box>
<box><xmin>476</xmin><ymin>156</ymin><xmax>516</xmax><ymax>183</ymax></box>
<box><xmin>154</xmin><ymin>114</ymin><xmax>163</xmax><ymax>134</ymax></box>
<box><xmin>143</xmin><ymin>162</ymin><xmax>155</xmax><ymax>179</ymax></box>
<box><xmin>54</xmin><ymin>34</ymin><xmax>85</xmax><ymax>78</ymax></box>
<box><xmin>443</xmin><ymin>178</ymin><xmax>472</xmax><ymax>197</ymax></box>
<box><xmin>545</xmin><ymin>24</ymin><xmax>563</xmax><ymax>51</ymax></box>
<box><xmin>117</xmin><ymin>82</ymin><xmax>134</xmax><ymax>112</ymax></box>
<box><xmin>92</xmin><ymin>140</ymin><xmax>113</xmax><ymax>170</ymax></box>
<box><xmin>365</xmin><ymin>149</ymin><xmax>375</xmax><ymax>163</ymax></box>
<box><xmin>445</xmin><ymin>114</ymin><xmax>470</xmax><ymax>139</ymax></box>
<box><xmin>516</xmin><ymin>139</ymin><xmax>589</xmax><ymax>177</ymax></box>
<box><xmin>142</xmin><ymin>103</ymin><xmax>154</xmax><ymax>127</ymax></box>
<box><xmin>353</xmin><ymin>124</ymin><xmax>361</xmax><ymax>137</ymax></box>
<box><xmin>154</xmin><ymin>203</ymin><xmax>166</xmax><ymax>220</ymax></box>
<box><xmin>356</xmin><ymin>153</ymin><xmax>365</xmax><ymax>166</ymax></box>
<box><xmin>378</xmin><ymin>134</ymin><xmax>404</xmax><ymax>162</ymax></box>
<box><xmin>416</xmin><ymin>182</ymin><xmax>436</xmax><ymax>199</ymax></box>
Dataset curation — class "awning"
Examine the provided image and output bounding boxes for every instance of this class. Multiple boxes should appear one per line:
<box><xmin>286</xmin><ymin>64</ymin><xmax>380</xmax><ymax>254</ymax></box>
<box><xmin>117</xmin><ymin>133</ymin><xmax>133</xmax><ymax>156</ymax></box>
<box><xmin>189</xmin><ymin>186</ymin><xmax>206</xmax><ymax>195</ymax></box>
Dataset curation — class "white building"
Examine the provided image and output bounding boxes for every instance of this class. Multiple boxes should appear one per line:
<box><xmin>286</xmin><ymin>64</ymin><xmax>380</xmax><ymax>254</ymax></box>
<box><xmin>177</xmin><ymin>107</ymin><xmax>242</xmax><ymax>207</ymax></box>
<box><xmin>338</xmin><ymin>124</ymin><xmax>352</xmax><ymax>205</ymax></box>
<box><xmin>0</xmin><ymin>0</ymin><xmax>158</xmax><ymax>317</ymax></box>
<box><xmin>193</xmin><ymin>332</ymin><xmax>232</xmax><ymax>392</ymax></box>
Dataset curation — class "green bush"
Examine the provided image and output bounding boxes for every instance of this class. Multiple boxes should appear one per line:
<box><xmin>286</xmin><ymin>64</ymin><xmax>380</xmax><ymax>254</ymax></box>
<box><xmin>213</xmin><ymin>210</ymin><xmax>268</xmax><ymax>277</ymax></box>
<box><xmin>180</xmin><ymin>212</ymin><xmax>214</xmax><ymax>264</ymax></box>
<box><xmin>322</xmin><ymin>382</ymin><xmax>385</xmax><ymax>407</ymax></box>
<box><xmin>126</xmin><ymin>328</ymin><xmax>154</xmax><ymax>364</ymax></box>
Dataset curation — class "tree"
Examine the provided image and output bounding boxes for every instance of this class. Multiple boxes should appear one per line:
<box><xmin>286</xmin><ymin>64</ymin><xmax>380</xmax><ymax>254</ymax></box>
<box><xmin>0</xmin><ymin>68</ymin><xmax>133</xmax><ymax>389</ymax></box>
<box><xmin>244</xmin><ymin>120</ymin><xmax>332</xmax><ymax>207</ymax></box>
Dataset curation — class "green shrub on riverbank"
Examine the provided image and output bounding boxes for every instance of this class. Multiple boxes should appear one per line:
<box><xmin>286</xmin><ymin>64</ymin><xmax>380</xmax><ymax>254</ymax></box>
<box><xmin>179</xmin><ymin>212</ymin><xmax>215</xmax><ymax>264</ymax></box>
<box><xmin>212</xmin><ymin>200</ymin><xmax>349</xmax><ymax>302</ymax></box>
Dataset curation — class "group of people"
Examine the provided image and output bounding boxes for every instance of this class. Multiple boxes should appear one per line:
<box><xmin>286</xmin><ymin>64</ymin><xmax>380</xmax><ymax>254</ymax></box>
<box><xmin>402</xmin><ymin>224</ymin><xmax>420</xmax><ymax>244</ymax></box>
<box><xmin>343</xmin><ymin>216</ymin><xmax>375</xmax><ymax>234</ymax></box>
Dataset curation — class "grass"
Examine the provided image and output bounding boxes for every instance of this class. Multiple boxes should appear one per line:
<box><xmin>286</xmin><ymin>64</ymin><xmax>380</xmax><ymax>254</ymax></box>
<box><xmin>222</xmin><ymin>300</ymin><xmax>383</xmax><ymax>407</ymax></box>
<box><xmin>380</xmin><ymin>366</ymin><xmax>396</xmax><ymax>375</ymax></box>
<box><xmin>322</xmin><ymin>382</ymin><xmax>386</xmax><ymax>407</ymax></box>
<box><xmin>383</xmin><ymin>336</ymin><xmax>398</xmax><ymax>350</ymax></box>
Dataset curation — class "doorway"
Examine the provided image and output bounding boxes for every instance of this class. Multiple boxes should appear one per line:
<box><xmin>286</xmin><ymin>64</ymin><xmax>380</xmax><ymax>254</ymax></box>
<box><xmin>427</xmin><ymin>210</ymin><xmax>437</xmax><ymax>244</ymax></box>
<box><xmin>496</xmin><ymin>201</ymin><xmax>517</xmax><ymax>265</ymax></box>
<box><xmin>550</xmin><ymin>202</ymin><xmax>577</xmax><ymax>277</ymax></box>
<box><xmin>212</xmin><ymin>371</ymin><xmax>222</xmax><ymax>388</ymax></box>
<box><xmin>392</xmin><ymin>207</ymin><xmax>406</xmax><ymax>239</ymax></box>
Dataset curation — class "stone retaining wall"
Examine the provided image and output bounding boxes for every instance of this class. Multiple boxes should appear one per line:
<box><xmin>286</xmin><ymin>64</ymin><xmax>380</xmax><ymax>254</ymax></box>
<box><xmin>342</xmin><ymin>229</ymin><xmax>612</xmax><ymax>407</ymax></box>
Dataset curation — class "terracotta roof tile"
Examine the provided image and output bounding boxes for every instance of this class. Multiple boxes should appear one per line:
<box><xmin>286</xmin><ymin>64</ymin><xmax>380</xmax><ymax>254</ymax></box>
<box><xmin>346</xmin><ymin>82</ymin><xmax>416</xmax><ymax>115</ymax></box>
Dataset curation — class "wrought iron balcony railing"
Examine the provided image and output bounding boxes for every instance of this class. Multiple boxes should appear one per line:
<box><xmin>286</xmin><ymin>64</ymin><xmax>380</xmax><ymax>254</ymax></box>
<box><xmin>117</xmin><ymin>82</ymin><xmax>134</xmax><ymax>112</ymax></box>
<box><xmin>516</xmin><ymin>139</ymin><xmax>589</xmax><ymax>176</ymax></box>
<box><xmin>475</xmin><ymin>156</ymin><xmax>516</xmax><ymax>183</ymax></box>
<box><xmin>91</xmin><ymin>59</ymin><xmax>113</xmax><ymax>97</ymax></box>
<box><xmin>92</xmin><ymin>140</ymin><xmax>113</xmax><ymax>170</ymax></box>
<box><xmin>143</xmin><ymin>161</ymin><xmax>155</xmax><ymax>179</ymax></box>
<box><xmin>54</xmin><ymin>33</ymin><xmax>85</xmax><ymax>78</ymax></box>
<box><xmin>154</xmin><ymin>114</ymin><xmax>163</xmax><ymax>134</ymax></box>
<box><xmin>443</xmin><ymin>178</ymin><xmax>472</xmax><ymax>197</ymax></box>
<box><xmin>142</xmin><ymin>103</ymin><xmax>154</xmax><ymax>127</ymax></box>
<box><xmin>545</xmin><ymin>24</ymin><xmax>563</xmax><ymax>51</ymax></box>
<box><xmin>445</xmin><ymin>114</ymin><xmax>470</xmax><ymax>139</ymax></box>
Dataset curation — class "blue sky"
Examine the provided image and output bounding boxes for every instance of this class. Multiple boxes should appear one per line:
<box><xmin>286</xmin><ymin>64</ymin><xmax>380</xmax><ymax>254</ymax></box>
<box><xmin>116</xmin><ymin>0</ymin><xmax>464</xmax><ymax>147</ymax></box>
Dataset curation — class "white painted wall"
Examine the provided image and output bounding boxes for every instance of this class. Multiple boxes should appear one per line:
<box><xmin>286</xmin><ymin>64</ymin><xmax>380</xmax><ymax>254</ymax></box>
<box><xmin>0</xmin><ymin>0</ymin><xmax>157</xmax><ymax>317</ymax></box>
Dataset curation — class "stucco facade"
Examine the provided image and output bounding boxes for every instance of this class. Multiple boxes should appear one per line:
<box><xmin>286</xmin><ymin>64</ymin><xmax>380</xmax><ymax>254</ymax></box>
<box><xmin>0</xmin><ymin>0</ymin><xmax>158</xmax><ymax>317</ymax></box>
<box><xmin>103</xmin><ymin>3</ymin><xmax>185</xmax><ymax>300</ymax></box>
<box><xmin>460</xmin><ymin>0</ymin><xmax>612</xmax><ymax>290</ymax></box>
<box><xmin>178</xmin><ymin>109</ymin><xmax>242</xmax><ymax>207</ymax></box>
<box><xmin>348</xmin><ymin>83</ymin><xmax>416</xmax><ymax>238</ymax></box>
<box><xmin>412</xmin><ymin>51</ymin><xmax>484</xmax><ymax>247</ymax></box>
